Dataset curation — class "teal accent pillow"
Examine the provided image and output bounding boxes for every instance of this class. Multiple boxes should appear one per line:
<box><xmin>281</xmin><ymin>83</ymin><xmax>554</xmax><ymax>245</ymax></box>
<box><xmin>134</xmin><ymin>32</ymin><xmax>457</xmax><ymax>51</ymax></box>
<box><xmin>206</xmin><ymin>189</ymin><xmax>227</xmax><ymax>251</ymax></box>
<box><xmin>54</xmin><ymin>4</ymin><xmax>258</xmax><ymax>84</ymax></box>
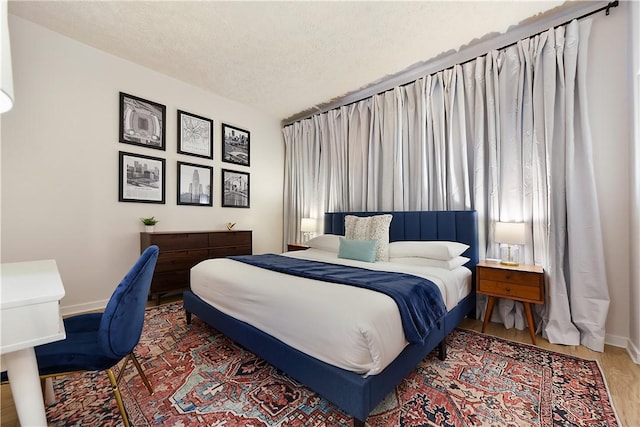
<box><xmin>338</xmin><ymin>237</ymin><xmax>378</xmax><ymax>263</ymax></box>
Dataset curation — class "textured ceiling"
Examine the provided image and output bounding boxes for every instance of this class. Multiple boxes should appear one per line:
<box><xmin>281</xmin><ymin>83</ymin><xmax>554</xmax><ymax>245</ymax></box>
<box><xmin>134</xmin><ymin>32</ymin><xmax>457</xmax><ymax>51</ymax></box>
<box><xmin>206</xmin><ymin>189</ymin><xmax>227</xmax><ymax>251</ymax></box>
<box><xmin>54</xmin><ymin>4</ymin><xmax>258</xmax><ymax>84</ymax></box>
<box><xmin>9</xmin><ymin>1</ymin><xmax>565</xmax><ymax>121</ymax></box>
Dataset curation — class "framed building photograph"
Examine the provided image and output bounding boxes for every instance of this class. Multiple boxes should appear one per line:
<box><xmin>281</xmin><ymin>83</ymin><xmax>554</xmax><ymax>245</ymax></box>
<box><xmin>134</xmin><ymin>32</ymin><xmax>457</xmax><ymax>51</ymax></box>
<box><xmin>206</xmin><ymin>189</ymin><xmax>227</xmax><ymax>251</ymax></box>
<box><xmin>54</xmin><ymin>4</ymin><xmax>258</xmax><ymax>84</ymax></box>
<box><xmin>222</xmin><ymin>123</ymin><xmax>250</xmax><ymax>166</ymax></box>
<box><xmin>177</xmin><ymin>110</ymin><xmax>213</xmax><ymax>159</ymax></box>
<box><xmin>221</xmin><ymin>169</ymin><xmax>249</xmax><ymax>208</ymax></box>
<box><xmin>177</xmin><ymin>161</ymin><xmax>213</xmax><ymax>206</ymax></box>
<box><xmin>119</xmin><ymin>151</ymin><xmax>165</xmax><ymax>204</ymax></box>
<box><xmin>119</xmin><ymin>92</ymin><xmax>166</xmax><ymax>150</ymax></box>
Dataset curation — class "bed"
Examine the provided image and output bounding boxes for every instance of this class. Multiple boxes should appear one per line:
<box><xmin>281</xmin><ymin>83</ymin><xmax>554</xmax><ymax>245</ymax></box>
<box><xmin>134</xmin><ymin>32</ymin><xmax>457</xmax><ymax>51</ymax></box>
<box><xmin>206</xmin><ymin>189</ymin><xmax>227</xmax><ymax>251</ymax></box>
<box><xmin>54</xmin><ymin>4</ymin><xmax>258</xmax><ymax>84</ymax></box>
<box><xmin>183</xmin><ymin>210</ymin><xmax>478</xmax><ymax>426</ymax></box>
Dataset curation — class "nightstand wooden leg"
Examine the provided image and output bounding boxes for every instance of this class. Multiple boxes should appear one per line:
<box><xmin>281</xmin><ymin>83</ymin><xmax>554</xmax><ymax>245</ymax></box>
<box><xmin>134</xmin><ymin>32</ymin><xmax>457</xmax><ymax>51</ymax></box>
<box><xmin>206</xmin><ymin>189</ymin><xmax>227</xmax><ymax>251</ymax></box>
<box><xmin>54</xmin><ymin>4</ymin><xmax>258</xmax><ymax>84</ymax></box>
<box><xmin>481</xmin><ymin>296</ymin><xmax>496</xmax><ymax>333</ymax></box>
<box><xmin>523</xmin><ymin>302</ymin><xmax>537</xmax><ymax>345</ymax></box>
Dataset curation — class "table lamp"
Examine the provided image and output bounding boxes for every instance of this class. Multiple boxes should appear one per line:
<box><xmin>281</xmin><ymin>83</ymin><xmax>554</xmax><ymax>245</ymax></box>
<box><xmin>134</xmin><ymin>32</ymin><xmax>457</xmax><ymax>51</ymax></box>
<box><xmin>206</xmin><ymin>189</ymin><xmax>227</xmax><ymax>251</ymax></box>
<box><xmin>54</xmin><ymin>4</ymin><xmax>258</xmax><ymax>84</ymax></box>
<box><xmin>494</xmin><ymin>222</ymin><xmax>525</xmax><ymax>265</ymax></box>
<box><xmin>300</xmin><ymin>218</ymin><xmax>316</xmax><ymax>242</ymax></box>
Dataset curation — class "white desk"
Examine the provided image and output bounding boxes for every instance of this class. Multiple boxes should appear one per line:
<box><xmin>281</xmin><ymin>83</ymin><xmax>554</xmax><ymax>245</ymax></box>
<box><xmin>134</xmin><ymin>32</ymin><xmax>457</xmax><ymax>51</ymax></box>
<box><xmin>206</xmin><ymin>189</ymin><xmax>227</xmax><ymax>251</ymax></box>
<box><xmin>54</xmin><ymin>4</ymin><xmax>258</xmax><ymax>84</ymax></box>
<box><xmin>1</xmin><ymin>259</ymin><xmax>66</xmax><ymax>426</ymax></box>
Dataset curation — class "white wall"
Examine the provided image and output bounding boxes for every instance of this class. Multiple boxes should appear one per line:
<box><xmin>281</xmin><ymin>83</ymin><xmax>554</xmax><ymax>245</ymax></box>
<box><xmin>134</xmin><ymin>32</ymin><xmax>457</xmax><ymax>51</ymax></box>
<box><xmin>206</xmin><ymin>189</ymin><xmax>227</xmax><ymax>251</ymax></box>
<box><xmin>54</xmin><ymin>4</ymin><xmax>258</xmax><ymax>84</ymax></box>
<box><xmin>0</xmin><ymin>16</ymin><xmax>284</xmax><ymax>315</ymax></box>
<box><xmin>586</xmin><ymin>3</ymin><xmax>633</xmax><ymax>351</ymax></box>
<box><xmin>629</xmin><ymin>0</ymin><xmax>640</xmax><ymax>364</ymax></box>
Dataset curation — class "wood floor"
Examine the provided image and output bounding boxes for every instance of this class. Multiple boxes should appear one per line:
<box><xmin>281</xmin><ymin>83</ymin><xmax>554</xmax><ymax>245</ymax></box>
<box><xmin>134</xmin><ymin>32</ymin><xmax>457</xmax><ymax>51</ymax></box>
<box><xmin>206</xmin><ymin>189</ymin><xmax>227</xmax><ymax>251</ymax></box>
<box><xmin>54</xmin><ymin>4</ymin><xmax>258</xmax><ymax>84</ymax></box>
<box><xmin>1</xmin><ymin>316</ymin><xmax>638</xmax><ymax>426</ymax></box>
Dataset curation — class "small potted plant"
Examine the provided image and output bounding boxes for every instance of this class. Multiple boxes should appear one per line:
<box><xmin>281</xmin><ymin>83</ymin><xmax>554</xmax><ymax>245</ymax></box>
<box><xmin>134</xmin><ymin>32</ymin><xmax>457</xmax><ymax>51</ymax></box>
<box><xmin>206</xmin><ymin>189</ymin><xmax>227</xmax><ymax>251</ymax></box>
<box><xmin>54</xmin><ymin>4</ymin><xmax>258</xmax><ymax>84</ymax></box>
<box><xmin>141</xmin><ymin>216</ymin><xmax>159</xmax><ymax>232</ymax></box>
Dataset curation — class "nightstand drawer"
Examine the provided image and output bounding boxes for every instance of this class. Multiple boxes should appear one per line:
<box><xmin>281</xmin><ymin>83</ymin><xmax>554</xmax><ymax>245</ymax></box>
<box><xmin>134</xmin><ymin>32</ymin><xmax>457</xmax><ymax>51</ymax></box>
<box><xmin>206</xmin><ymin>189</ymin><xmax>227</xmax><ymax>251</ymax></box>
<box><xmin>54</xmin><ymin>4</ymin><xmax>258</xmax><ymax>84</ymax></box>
<box><xmin>287</xmin><ymin>243</ymin><xmax>309</xmax><ymax>252</ymax></box>
<box><xmin>478</xmin><ymin>268</ymin><xmax>541</xmax><ymax>287</ymax></box>
<box><xmin>478</xmin><ymin>279</ymin><xmax>542</xmax><ymax>301</ymax></box>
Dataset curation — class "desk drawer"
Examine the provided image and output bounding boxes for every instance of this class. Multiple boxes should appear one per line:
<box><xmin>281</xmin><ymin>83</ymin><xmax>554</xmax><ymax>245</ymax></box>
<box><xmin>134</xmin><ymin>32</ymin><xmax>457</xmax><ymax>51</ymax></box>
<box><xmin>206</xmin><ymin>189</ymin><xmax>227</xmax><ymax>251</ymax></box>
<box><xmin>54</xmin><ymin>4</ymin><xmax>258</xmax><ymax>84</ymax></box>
<box><xmin>478</xmin><ymin>279</ymin><xmax>542</xmax><ymax>302</ymax></box>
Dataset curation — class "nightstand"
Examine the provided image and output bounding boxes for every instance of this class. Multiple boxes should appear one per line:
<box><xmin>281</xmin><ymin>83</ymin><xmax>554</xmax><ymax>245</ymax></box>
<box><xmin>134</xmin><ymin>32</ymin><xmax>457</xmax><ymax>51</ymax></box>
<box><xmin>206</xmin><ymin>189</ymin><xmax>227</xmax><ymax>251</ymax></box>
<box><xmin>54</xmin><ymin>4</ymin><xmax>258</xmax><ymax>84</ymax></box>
<box><xmin>476</xmin><ymin>260</ymin><xmax>545</xmax><ymax>344</ymax></box>
<box><xmin>287</xmin><ymin>242</ymin><xmax>310</xmax><ymax>252</ymax></box>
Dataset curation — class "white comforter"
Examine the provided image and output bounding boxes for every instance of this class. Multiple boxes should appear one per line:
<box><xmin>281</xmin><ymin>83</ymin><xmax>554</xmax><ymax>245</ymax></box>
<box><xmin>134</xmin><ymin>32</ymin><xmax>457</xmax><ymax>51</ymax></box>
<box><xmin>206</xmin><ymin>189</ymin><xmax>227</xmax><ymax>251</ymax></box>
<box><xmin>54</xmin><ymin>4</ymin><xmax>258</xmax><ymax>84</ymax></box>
<box><xmin>190</xmin><ymin>248</ymin><xmax>471</xmax><ymax>376</ymax></box>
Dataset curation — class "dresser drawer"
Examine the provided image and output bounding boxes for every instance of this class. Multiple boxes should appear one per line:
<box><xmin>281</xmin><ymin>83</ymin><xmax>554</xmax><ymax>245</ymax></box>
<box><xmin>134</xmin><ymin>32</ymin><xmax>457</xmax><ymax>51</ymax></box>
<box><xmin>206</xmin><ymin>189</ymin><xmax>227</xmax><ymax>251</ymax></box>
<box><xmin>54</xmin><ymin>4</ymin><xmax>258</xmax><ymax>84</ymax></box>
<box><xmin>147</xmin><ymin>233</ymin><xmax>209</xmax><ymax>251</ymax></box>
<box><xmin>478</xmin><ymin>279</ymin><xmax>543</xmax><ymax>302</ymax></box>
<box><xmin>478</xmin><ymin>267</ymin><xmax>541</xmax><ymax>287</ymax></box>
<box><xmin>209</xmin><ymin>245</ymin><xmax>252</xmax><ymax>258</ymax></box>
<box><xmin>150</xmin><ymin>270</ymin><xmax>189</xmax><ymax>293</ymax></box>
<box><xmin>155</xmin><ymin>249</ymin><xmax>209</xmax><ymax>272</ymax></box>
<box><xmin>209</xmin><ymin>231</ymin><xmax>252</xmax><ymax>247</ymax></box>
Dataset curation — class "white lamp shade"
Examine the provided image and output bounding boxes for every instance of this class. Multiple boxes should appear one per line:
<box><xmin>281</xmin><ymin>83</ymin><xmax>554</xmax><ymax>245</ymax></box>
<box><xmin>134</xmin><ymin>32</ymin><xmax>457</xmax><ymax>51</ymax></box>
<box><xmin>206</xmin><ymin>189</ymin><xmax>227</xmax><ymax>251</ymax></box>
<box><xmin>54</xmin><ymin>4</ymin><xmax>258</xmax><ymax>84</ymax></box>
<box><xmin>1</xmin><ymin>0</ymin><xmax>14</xmax><ymax>113</ymax></box>
<box><xmin>300</xmin><ymin>218</ymin><xmax>316</xmax><ymax>232</ymax></box>
<box><xmin>494</xmin><ymin>222</ymin><xmax>525</xmax><ymax>245</ymax></box>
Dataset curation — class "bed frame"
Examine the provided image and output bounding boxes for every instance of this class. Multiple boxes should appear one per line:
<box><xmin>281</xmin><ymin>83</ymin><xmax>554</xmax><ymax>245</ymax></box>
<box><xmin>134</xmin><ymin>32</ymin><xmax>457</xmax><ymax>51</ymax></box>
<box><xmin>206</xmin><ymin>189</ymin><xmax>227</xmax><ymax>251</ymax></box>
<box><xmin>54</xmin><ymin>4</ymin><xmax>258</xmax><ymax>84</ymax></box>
<box><xmin>184</xmin><ymin>210</ymin><xmax>478</xmax><ymax>426</ymax></box>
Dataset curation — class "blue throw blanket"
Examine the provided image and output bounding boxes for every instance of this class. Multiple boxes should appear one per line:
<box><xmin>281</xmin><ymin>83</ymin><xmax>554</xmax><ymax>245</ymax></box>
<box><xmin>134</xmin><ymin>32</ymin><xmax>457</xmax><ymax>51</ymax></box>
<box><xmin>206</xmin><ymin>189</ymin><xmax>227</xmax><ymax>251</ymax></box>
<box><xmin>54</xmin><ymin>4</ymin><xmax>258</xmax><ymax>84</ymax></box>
<box><xmin>229</xmin><ymin>254</ymin><xmax>446</xmax><ymax>344</ymax></box>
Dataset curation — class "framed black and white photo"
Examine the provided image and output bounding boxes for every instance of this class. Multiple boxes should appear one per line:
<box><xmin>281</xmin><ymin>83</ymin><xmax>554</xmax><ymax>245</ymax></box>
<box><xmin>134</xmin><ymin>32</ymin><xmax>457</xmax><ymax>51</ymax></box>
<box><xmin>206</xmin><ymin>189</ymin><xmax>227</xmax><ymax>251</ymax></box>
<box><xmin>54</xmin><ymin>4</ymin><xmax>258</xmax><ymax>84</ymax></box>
<box><xmin>177</xmin><ymin>161</ymin><xmax>213</xmax><ymax>206</ymax></box>
<box><xmin>178</xmin><ymin>110</ymin><xmax>213</xmax><ymax>159</ymax></box>
<box><xmin>221</xmin><ymin>169</ymin><xmax>250</xmax><ymax>208</ymax></box>
<box><xmin>222</xmin><ymin>123</ymin><xmax>250</xmax><ymax>167</ymax></box>
<box><xmin>119</xmin><ymin>151</ymin><xmax>165</xmax><ymax>204</ymax></box>
<box><xmin>119</xmin><ymin>92</ymin><xmax>166</xmax><ymax>150</ymax></box>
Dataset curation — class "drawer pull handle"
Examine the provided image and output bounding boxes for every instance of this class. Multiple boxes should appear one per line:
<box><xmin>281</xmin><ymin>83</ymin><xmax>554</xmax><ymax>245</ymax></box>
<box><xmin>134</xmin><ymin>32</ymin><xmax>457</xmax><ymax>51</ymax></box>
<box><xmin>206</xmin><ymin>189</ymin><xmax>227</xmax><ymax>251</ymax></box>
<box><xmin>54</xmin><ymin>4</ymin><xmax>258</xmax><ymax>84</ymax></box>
<box><xmin>505</xmin><ymin>287</ymin><xmax>511</xmax><ymax>292</ymax></box>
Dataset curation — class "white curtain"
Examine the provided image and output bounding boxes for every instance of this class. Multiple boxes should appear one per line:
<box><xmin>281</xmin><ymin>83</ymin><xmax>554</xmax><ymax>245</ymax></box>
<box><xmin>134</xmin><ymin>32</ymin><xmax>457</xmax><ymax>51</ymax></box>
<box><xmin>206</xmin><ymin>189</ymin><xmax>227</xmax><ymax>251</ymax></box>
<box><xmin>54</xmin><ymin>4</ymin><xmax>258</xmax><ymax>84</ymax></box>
<box><xmin>282</xmin><ymin>19</ymin><xmax>609</xmax><ymax>351</ymax></box>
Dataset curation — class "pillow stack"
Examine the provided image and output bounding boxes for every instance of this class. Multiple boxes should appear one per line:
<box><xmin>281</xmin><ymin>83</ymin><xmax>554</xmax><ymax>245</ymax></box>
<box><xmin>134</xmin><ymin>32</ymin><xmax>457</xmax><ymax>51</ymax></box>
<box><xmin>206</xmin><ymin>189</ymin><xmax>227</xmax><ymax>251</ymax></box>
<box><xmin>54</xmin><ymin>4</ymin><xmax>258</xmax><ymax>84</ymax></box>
<box><xmin>388</xmin><ymin>241</ymin><xmax>470</xmax><ymax>270</ymax></box>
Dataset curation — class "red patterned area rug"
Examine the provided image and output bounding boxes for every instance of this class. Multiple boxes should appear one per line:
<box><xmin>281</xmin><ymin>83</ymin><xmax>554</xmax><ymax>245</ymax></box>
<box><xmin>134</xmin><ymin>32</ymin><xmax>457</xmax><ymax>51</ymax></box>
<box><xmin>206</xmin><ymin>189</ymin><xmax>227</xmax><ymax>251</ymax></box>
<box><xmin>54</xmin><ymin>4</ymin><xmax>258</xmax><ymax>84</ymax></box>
<box><xmin>45</xmin><ymin>302</ymin><xmax>619</xmax><ymax>426</ymax></box>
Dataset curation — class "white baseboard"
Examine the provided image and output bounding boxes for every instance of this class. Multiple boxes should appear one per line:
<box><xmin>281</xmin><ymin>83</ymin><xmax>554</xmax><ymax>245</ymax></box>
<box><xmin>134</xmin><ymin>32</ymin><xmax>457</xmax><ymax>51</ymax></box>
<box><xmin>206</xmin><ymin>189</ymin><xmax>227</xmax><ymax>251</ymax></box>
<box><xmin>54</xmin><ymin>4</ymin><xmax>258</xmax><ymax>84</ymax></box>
<box><xmin>605</xmin><ymin>332</ymin><xmax>628</xmax><ymax>348</ymax></box>
<box><xmin>627</xmin><ymin>338</ymin><xmax>640</xmax><ymax>364</ymax></box>
<box><xmin>605</xmin><ymin>332</ymin><xmax>640</xmax><ymax>364</ymax></box>
<box><xmin>60</xmin><ymin>299</ymin><xmax>109</xmax><ymax>317</ymax></box>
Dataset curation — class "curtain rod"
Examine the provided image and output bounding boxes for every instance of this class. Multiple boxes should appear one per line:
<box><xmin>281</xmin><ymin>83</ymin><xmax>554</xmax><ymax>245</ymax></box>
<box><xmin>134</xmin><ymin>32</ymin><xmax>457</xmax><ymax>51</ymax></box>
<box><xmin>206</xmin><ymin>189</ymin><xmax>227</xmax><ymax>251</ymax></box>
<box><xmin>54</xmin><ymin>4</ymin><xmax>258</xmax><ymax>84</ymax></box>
<box><xmin>457</xmin><ymin>0</ymin><xmax>619</xmax><ymax>67</ymax></box>
<box><xmin>282</xmin><ymin>0</ymin><xmax>619</xmax><ymax>127</ymax></box>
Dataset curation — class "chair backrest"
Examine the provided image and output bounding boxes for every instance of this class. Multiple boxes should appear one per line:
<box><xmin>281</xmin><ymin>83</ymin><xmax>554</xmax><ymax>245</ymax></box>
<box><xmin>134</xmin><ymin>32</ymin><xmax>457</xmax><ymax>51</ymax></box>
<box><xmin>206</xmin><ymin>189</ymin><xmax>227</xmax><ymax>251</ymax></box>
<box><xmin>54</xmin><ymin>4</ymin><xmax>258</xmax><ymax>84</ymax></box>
<box><xmin>99</xmin><ymin>245</ymin><xmax>159</xmax><ymax>359</ymax></box>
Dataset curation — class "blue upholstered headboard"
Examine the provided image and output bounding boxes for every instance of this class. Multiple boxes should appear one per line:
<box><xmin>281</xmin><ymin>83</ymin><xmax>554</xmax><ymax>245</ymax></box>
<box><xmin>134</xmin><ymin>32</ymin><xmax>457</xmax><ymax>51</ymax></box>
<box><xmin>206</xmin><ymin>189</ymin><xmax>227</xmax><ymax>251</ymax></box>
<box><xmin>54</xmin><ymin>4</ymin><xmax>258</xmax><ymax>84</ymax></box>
<box><xmin>323</xmin><ymin>210</ymin><xmax>479</xmax><ymax>270</ymax></box>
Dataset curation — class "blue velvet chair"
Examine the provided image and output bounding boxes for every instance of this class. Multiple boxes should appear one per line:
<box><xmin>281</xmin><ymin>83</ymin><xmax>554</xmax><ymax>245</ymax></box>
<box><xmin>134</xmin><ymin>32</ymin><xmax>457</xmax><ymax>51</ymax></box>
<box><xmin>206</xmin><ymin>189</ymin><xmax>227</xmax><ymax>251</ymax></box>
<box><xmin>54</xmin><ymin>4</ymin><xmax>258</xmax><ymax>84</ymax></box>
<box><xmin>33</xmin><ymin>245</ymin><xmax>159</xmax><ymax>427</ymax></box>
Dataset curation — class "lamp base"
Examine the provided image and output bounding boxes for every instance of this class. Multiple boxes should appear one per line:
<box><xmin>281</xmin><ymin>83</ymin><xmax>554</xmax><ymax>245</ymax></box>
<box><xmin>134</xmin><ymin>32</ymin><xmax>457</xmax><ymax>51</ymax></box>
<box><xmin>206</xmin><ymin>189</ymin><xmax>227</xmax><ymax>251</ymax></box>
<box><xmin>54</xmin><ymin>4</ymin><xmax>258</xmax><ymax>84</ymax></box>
<box><xmin>499</xmin><ymin>244</ymin><xmax>520</xmax><ymax>266</ymax></box>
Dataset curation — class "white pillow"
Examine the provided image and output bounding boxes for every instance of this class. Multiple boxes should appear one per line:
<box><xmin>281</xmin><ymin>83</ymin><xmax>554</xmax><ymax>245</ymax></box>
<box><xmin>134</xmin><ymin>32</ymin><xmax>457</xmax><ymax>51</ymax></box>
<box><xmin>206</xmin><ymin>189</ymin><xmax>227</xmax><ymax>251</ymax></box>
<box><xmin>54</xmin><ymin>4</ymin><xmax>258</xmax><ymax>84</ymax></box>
<box><xmin>388</xmin><ymin>241</ymin><xmax>469</xmax><ymax>261</ymax></box>
<box><xmin>305</xmin><ymin>234</ymin><xmax>341</xmax><ymax>253</ymax></box>
<box><xmin>390</xmin><ymin>256</ymin><xmax>470</xmax><ymax>270</ymax></box>
<box><xmin>345</xmin><ymin>214</ymin><xmax>392</xmax><ymax>261</ymax></box>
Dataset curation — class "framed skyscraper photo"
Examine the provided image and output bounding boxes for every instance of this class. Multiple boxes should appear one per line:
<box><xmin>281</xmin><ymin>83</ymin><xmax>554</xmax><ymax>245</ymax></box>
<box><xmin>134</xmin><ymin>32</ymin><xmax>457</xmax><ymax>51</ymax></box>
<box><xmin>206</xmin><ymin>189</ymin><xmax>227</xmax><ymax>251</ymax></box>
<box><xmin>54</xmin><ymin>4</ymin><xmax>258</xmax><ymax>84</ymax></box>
<box><xmin>177</xmin><ymin>161</ymin><xmax>213</xmax><ymax>206</ymax></box>
<box><xmin>119</xmin><ymin>151</ymin><xmax>165</xmax><ymax>204</ymax></box>
<box><xmin>222</xmin><ymin>123</ymin><xmax>250</xmax><ymax>166</ymax></box>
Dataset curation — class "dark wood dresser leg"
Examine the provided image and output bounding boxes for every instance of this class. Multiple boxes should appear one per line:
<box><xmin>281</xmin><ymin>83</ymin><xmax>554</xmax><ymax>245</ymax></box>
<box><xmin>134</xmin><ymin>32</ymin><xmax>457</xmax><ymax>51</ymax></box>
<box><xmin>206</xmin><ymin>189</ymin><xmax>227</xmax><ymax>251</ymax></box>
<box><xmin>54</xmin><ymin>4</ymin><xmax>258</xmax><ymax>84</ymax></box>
<box><xmin>353</xmin><ymin>418</ymin><xmax>365</xmax><ymax>427</ymax></box>
<box><xmin>186</xmin><ymin>311</ymin><xmax>192</xmax><ymax>325</ymax></box>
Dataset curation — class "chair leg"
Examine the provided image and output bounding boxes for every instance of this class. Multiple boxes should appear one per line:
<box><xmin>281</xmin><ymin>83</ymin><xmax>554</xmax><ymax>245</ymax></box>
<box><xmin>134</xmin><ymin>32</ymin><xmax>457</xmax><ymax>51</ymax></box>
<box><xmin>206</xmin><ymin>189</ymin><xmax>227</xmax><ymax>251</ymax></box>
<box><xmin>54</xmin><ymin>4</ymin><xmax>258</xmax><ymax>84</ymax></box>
<box><xmin>129</xmin><ymin>353</ymin><xmax>153</xmax><ymax>394</ymax></box>
<box><xmin>107</xmin><ymin>368</ymin><xmax>130</xmax><ymax>427</ymax></box>
<box><xmin>115</xmin><ymin>354</ymin><xmax>132</xmax><ymax>385</ymax></box>
<box><xmin>115</xmin><ymin>353</ymin><xmax>153</xmax><ymax>395</ymax></box>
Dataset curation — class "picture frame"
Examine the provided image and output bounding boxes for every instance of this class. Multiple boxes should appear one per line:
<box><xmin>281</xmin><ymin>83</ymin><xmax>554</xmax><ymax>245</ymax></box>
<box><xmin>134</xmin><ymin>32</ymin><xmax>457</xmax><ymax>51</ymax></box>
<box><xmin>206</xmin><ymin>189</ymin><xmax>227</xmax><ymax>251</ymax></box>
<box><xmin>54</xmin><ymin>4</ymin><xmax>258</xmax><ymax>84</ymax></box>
<box><xmin>177</xmin><ymin>161</ymin><xmax>213</xmax><ymax>206</ymax></box>
<box><xmin>222</xmin><ymin>123</ymin><xmax>250</xmax><ymax>167</ymax></box>
<box><xmin>221</xmin><ymin>169</ymin><xmax>250</xmax><ymax>208</ymax></box>
<box><xmin>177</xmin><ymin>110</ymin><xmax>213</xmax><ymax>159</ymax></box>
<box><xmin>119</xmin><ymin>151</ymin><xmax>165</xmax><ymax>204</ymax></box>
<box><xmin>119</xmin><ymin>92</ymin><xmax>166</xmax><ymax>150</ymax></box>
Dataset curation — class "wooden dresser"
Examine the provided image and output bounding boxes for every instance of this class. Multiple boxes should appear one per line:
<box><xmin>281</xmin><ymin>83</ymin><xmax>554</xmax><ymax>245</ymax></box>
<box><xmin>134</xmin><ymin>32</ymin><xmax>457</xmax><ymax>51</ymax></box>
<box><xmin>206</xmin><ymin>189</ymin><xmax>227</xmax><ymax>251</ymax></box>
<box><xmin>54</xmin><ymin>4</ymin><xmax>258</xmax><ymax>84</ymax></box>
<box><xmin>140</xmin><ymin>230</ymin><xmax>252</xmax><ymax>304</ymax></box>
